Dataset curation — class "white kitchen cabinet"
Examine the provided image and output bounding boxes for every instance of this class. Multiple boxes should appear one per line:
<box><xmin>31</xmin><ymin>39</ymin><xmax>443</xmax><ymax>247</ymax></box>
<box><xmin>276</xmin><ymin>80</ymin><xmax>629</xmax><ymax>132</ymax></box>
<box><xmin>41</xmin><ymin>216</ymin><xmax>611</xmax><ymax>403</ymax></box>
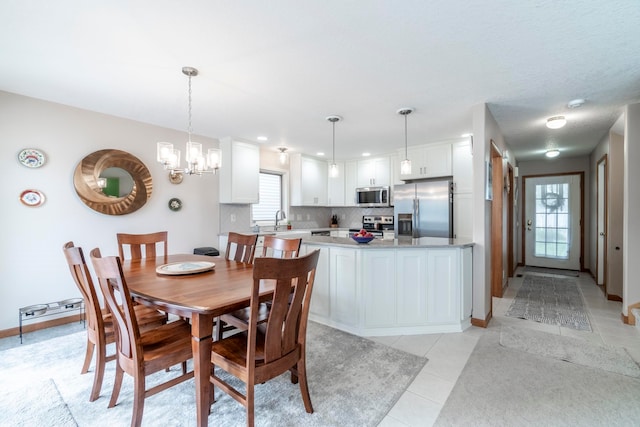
<box><xmin>363</xmin><ymin>250</ymin><xmax>396</xmax><ymax>327</ymax></box>
<box><xmin>452</xmin><ymin>140</ymin><xmax>473</xmax><ymax>194</ymax></box>
<box><xmin>218</xmin><ymin>137</ymin><xmax>260</xmax><ymax>204</ymax></box>
<box><xmin>327</xmin><ymin>161</ymin><xmax>345</xmax><ymax>206</ymax></box>
<box><xmin>344</xmin><ymin>161</ymin><xmax>358</xmax><ymax>206</ymax></box>
<box><xmin>400</xmin><ymin>143</ymin><xmax>452</xmax><ymax>180</ymax></box>
<box><xmin>329</xmin><ymin>247</ymin><xmax>359</xmax><ymax>327</ymax></box>
<box><xmin>395</xmin><ymin>250</ymin><xmax>428</xmax><ymax>325</ymax></box>
<box><xmin>357</xmin><ymin>156</ymin><xmax>391</xmax><ymax>187</ymax></box>
<box><xmin>426</xmin><ymin>249</ymin><xmax>459</xmax><ymax>324</ymax></box>
<box><xmin>454</xmin><ymin>193</ymin><xmax>473</xmax><ymax>240</ymax></box>
<box><xmin>290</xmin><ymin>153</ymin><xmax>328</xmax><ymax>206</ymax></box>
<box><xmin>304</xmin><ymin>245</ymin><xmax>330</xmax><ymax>319</ymax></box>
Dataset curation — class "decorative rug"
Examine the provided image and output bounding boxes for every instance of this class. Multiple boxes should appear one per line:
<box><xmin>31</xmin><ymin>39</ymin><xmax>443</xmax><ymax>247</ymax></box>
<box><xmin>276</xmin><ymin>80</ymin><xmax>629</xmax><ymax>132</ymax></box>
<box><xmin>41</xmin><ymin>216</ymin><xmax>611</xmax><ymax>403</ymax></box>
<box><xmin>505</xmin><ymin>274</ymin><xmax>592</xmax><ymax>331</ymax></box>
<box><xmin>500</xmin><ymin>325</ymin><xmax>640</xmax><ymax>378</ymax></box>
<box><xmin>0</xmin><ymin>321</ymin><xmax>427</xmax><ymax>426</ymax></box>
<box><xmin>525</xmin><ymin>266</ymin><xmax>579</xmax><ymax>277</ymax></box>
<box><xmin>434</xmin><ymin>328</ymin><xmax>640</xmax><ymax>427</ymax></box>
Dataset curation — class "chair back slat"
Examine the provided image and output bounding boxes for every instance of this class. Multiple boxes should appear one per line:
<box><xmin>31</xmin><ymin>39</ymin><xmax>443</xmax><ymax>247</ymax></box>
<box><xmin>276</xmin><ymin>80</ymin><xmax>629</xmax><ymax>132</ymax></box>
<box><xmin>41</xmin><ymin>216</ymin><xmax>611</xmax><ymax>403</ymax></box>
<box><xmin>251</xmin><ymin>250</ymin><xmax>319</xmax><ymax>363</ymax></box>
<box><xmin>225</xmin><ymin>232</ymin><xmax>258</xmax><ymax>264</ymax></box>
<box><xmin>117</xmin><ymin>231</ymin><xmax>168</xmax><ymax>261</ymax></box>
<box><xmin>90</xmin><ymin>248</ymin><xmax>141</xmax><ymax>362</ymax></box>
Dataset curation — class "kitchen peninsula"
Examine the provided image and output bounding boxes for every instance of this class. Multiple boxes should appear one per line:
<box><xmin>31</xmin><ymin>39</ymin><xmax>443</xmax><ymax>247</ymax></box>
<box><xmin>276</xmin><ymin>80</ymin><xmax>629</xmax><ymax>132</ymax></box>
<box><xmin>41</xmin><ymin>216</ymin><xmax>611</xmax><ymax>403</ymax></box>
<box><xmin>300</xmin><ymin>235</ymin><xmax>473</xmax><ymax>337</ymax></box>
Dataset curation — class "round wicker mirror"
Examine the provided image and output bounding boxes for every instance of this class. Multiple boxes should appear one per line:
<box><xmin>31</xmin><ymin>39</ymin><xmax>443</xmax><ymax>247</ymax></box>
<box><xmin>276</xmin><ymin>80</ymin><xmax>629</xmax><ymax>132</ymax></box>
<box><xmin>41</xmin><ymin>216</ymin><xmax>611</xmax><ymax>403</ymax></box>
<box><xmin>73</xmin><ymin>149</ymin><xmax>152</xmax><ymax>215</ymax></box>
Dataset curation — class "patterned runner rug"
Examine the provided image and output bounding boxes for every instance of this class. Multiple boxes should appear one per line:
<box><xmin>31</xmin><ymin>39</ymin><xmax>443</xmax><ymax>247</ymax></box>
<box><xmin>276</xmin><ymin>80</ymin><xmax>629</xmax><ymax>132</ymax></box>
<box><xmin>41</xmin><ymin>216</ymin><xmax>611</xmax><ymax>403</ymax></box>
<box><xmin>505</xmin><ymin>274</ymin><xmax>591</xmax><ymax>331</ymax></box>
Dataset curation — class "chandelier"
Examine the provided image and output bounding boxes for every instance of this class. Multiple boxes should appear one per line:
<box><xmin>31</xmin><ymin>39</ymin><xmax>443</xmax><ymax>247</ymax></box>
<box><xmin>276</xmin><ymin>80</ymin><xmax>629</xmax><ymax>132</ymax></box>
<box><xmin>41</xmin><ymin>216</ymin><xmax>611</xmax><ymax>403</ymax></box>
<box><xmin>157</xmin><ymin>66</ymin><xmax>221</xmax><ymax>179</ymax></box>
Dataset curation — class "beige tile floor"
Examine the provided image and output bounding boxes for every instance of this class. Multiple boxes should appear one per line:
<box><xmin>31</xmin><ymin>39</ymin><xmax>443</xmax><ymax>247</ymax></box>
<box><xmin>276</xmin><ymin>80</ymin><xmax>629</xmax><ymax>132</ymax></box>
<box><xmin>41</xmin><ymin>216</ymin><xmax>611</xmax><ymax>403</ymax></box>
<box><xmin>373</xmin><ymin>267</ymin><xmax>640</xmax><ymax>427</ymax></box>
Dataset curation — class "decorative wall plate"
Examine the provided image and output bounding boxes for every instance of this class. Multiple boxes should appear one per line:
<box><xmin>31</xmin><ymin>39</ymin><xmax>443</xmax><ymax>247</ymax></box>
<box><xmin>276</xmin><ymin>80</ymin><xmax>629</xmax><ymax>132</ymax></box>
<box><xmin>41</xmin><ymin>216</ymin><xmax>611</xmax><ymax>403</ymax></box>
<box><xmin>18</xmin><ymin>148</ymin><xmax>46</xmax><ymax>168</ymax></box>
<box><xmin>169</xmin><ymin>172</ymin><xmax>183</xmax><ymax>184</ymax></box>
<box><xmin>19</xmin><ymin>189</ymin><xmax>46</xmax><ymax>207</ymax></box>
<box><xmin>168</xmin><ymin>197</ymin><xmax>182</xmax><ymax>211</ymax></box>
<box><xmin>156</xmin><ymin>261</ymin><xmax>215</xmax><ymax>275</ymax></box>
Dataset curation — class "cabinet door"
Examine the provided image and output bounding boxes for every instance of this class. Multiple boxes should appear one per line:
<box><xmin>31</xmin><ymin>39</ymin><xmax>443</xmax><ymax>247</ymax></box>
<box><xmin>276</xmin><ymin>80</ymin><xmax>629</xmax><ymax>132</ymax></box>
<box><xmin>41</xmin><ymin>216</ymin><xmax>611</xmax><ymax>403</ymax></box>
<box><xmin>403</xmin><ymin>146</ymin><xmax>425</xmax><ymax>180</ymax></box>
<box><xmin>305</xmin><ymin>245</ymin><xmax>330</xmax><ymax>319</ymax></box>
<box><xmin>363</xmin><ymin>250</ymin><xmax>396</xmax><ymax>327</ymax></box>
<box><xmin>396</xmin><ymin>250</ymin><xmax>428</xmax><ymax>325</ymax></box>
<box><xmin>357</xmin><ymin>156</ymin><xmax>390</xmax><ymax>187</ymax></box>
<box><xmin>327</xmin><ymin>162</ymin><xmax>345</xmax><ymax>206</ymax></box>
<box><xmin>330</xmin><ymin>248</ymin><xmax>358</xmax><ymax>327</ymax></box>
<box><xmin>452</xmin><ymin>141</ymin><xmax>473</xmax><ymax>193</ymax></box>
<box><xmin>453</xmin><ymin>193</ymin><xmax>473</xmax><ymax>240</ymax></box>
<box><xmin>423</xmin><ymin>144</ymin><xmax>452</xmax><ymax>178</ymax></box>
<box><xmin>302</xmin><ymin>156</ymin><xmax>328</xmax><ymax>205</ymax></box>
<box><xmin>426</xmin><ymin>249</ymin><xmax>459</xmax><ymax>323</ymax></box>
<box><xmin>219</xmin><ymin>139</ymin><xmax>260</xmax><ymax>204</ymax></box>
<box><xmin>344</xmin><ymin>161</ymin><xmax>358</xmax><ymax>206</ymax></box>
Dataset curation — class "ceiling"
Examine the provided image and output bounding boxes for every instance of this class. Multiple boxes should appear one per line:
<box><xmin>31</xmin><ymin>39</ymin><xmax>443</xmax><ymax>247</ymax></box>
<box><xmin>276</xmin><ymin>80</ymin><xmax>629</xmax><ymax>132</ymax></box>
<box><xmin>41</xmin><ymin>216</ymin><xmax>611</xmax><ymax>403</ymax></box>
<box><xmin>2</xmin><ymin>1</ymin><xmax>639</xmax><ymax>162</ymax></box>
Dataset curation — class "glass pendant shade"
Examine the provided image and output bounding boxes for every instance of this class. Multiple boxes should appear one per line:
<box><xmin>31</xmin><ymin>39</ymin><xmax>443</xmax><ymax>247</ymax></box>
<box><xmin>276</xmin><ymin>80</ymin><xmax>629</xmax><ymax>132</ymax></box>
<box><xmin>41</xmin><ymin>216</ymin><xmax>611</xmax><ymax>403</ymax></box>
<box><xmin>400</xmin><ymin>159</ymin><xmax>412</xmax><ymax>175</ymax></box>
<box><xmin>329</xmin><ymin>163</ymin><xmax>339</xmax><ymax>178</ymax></box>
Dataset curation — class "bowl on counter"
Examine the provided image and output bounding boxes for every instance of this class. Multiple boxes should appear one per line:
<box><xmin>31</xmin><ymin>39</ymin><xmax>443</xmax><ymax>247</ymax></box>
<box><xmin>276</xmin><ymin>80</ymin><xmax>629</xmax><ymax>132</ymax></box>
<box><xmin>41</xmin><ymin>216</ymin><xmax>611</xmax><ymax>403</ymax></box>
<box><xmin>351</xmin><ymin>235</ymin><xmax>375</xmax><ymax>244</ymax></box>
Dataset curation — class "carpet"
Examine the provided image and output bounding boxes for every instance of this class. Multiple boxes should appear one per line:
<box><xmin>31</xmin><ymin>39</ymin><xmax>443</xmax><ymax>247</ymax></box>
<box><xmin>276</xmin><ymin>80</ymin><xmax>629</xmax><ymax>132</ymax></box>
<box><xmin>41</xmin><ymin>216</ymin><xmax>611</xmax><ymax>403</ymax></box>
<box><xmin>434</xmin><ymin>327</ymin><xmax>640</xmax><ymax>427</ymax></box>
<box><xmin>524</xmin><ymin>266</ymin><xmax>580</xmax><ymax>277</ymax></box>
<box><xmin>505</xmin><ymin>274</ymin><xmax>592</xmax><ymax>331</ymax></box>
<box><xmin>0</xmin><ymin>321</ymin><xmax>426</xmax><ymax>426</ymax></box>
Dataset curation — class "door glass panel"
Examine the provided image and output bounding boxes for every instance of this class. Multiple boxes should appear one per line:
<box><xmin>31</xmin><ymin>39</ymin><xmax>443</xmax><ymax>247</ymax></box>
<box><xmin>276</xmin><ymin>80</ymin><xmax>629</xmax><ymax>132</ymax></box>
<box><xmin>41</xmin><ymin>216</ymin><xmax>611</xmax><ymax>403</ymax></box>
<box><xmin>534</xmin><ymin>182</ymin><xmax>570</xmax><ymax>259</ymax></box>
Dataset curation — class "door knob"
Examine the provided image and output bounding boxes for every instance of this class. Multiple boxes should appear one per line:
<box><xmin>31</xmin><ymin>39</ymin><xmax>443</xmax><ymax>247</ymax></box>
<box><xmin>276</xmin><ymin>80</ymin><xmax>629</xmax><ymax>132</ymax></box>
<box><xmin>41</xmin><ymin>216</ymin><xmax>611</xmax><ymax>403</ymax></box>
<box><xmin>599</xmin><ymin>232</ymin><xmax>605</xmax><ymax>236</ymax></box>
<box><xmin>526</xmin><ymin>219</ymin><xmax>532</xmax><ymax>231</ymax></box>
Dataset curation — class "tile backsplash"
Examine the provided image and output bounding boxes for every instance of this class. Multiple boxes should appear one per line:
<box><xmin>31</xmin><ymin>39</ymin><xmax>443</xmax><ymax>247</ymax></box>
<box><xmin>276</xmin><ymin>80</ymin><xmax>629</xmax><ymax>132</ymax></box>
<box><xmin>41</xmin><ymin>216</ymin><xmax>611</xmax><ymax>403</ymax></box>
<box><xmin>219</xmin><ymin>204</ymin><xmax>393</xmax><ymax>233</ymax></box>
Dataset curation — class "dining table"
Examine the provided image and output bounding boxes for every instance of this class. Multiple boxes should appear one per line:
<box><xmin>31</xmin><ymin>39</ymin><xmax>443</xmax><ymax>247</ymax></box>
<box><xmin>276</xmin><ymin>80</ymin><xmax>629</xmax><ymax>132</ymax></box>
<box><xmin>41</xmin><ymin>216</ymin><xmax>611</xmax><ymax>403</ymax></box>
<box><xmin>121</xmin><ymin>253</ymin><xmax>269</xmax><ymax>427</ymax></box>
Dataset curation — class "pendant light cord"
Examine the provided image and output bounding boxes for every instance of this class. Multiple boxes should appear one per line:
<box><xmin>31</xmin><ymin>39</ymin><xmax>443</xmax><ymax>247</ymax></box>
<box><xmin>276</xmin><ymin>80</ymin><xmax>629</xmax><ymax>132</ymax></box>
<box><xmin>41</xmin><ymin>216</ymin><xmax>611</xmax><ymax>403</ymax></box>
<box><xmin>187</xmin><ymin>73</ymin><xmax>193</xmax><ymax>143</ymax></box>
<box><xmin>332</xmin><ymin>120</ymin><xmax>336</xmax><ymax>163</ymax></box>
<box><xmin>404</xmin><ymin>113</ymin><xmax>408</xmax><ymax>158</ymax></box>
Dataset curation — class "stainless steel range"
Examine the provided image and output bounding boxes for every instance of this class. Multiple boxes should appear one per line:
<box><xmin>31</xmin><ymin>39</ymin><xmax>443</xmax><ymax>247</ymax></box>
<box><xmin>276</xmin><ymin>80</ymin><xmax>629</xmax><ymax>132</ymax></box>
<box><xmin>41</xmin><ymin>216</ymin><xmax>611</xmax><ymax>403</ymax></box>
<box><xmin>349</xmin><ymin>215</ymin><xmax>394</xmax><ymax>237</ymax></box>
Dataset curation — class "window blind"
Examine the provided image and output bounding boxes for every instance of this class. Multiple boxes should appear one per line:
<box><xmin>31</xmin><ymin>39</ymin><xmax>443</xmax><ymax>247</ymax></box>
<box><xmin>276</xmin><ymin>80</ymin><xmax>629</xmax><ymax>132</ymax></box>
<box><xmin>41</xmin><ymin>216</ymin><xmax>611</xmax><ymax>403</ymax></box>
<box><xmin>251</xmin><ymin>172</ymin><xmax>282</xmax><ymax>221</ymax></box>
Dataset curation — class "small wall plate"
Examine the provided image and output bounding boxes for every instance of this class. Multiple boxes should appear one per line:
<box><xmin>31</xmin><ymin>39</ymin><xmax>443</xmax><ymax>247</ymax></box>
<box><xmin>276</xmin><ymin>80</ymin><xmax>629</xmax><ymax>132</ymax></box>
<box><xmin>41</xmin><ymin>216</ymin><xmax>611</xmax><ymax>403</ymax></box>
<box><xmin>169</xmin><ymin>171</ymin><xmax>183</xmax><ymax>184</ymax></box>
<box><xmin>18</xmin><ymin>148</ymin><xmax>46</xmax><ymax>168</ymax></box>
<box><xmin>168</xmin><ymin>197</ymin><xmax>182</xmax><ymax>211</ymax></box>
<box><xmin>20</xmin><ymin>189</ymin><xmax>46</xmax><ymax>207</ymax></box>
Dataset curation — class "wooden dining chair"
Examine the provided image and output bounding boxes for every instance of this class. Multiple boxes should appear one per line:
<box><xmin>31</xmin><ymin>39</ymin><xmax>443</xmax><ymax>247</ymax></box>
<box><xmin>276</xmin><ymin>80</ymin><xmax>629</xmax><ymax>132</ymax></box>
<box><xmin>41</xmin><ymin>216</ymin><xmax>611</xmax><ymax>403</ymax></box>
<box><xmin>216</xmin><ymin>236</ymin><xmax>302</xmax><ymax>340</ymax></box>
<box><xmin>90</xmin><ymin>248</ymin><xmax>194</xmax><ymax>427</ymax></box>
<box><xmin>117</xmin><ymin>231</ymin><xmax>168</xmax><ymax>261</ymax></box>
<box><xmin>225</xmin><ymin>232</ymin><xmax>258</xmax><ymax>264</ymax></box>
<box><xmin>209</xmin><ymin>249</ymin><xmax>320</xmax><ymax>427</ymax></box>
<box><xmin>62</xmin><ymin>242</ymin><xmax>168</xmax><ymax>402</ymax></box>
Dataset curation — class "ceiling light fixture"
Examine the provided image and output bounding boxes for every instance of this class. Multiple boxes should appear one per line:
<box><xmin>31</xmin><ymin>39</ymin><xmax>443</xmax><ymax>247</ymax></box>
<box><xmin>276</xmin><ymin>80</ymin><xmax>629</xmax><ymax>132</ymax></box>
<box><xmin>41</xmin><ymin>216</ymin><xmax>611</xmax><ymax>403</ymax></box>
<box><xmin>157</xmin><ymin>66</ymin><xmax>221</xmax><ymax>180</ymax></box>
<box><xmin>397</xmin><ymin>107</ymin><xmax>414</xmax><ymax>175</ymax></box>
<box><xmin>545</xmin><ymin>149</ymin><xmax>560</xmax><ymax>158</ymax></box>
<box><xmin>278</xmin><ymin>147</ymin><xmax>288</xmax><ymax>164</ymax></box>
<box><xmin>546</xmin><ymin>115</ymin><xmax>567</xmax><ymax>129</ymax></box>
<box><xmin>327</xmin><ymin>115</ymin><xmax>342</xmax><ymax>178</ymax></box>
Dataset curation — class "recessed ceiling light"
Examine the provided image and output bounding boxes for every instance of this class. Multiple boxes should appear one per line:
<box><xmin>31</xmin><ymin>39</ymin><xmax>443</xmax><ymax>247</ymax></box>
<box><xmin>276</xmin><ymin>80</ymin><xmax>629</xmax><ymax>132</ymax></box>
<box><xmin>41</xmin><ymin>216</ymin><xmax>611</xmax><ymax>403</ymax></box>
<box><xmin>545</xmin><ymin>149</ymin><xmax>560</xmax><ymax>158</ymax></box>
<box><xmin>362</xmin><ymin>152</ymin><xmax>371</xmax><ymax>157</ymax></box>
<box><xmin>546</xmin><ymin>116</ymin><xmax>567</xmax><ymax>129</ymax></box>
<box><xmin>461</xmin><ymin>133</ymin><xmax>473</xmax><ymax>137</ymax></box>
<box><xmin>317</xmin><ymin>152</ymin><xmax>325</xmax><ymax>156</ymax></box>
<box><xmin>567</xmin><ymin>99</ymin><xmax>586</xmax><ymax>109</ymax></box>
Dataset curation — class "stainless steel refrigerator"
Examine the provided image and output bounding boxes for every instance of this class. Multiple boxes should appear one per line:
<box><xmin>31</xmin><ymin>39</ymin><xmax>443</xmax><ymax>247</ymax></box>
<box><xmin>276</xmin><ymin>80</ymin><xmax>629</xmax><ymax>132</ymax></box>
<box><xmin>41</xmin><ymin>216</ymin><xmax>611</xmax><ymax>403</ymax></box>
<box><xmin>393</xmin><ymin>179</ymin><xmax>453</xmax><ymax>238</ymax></box>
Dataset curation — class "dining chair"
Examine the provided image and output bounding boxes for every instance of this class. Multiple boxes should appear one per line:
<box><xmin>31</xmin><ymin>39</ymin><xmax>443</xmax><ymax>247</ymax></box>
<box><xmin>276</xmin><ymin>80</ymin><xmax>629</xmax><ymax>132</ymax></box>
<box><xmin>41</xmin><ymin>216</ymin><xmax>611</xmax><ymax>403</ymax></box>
<box><xmin>224</xmin><ymin>232</ymin><xmax>258</xmax><ymax>264</ymax></box>
<box><xmin>216</xmin><ymin>236</ymin><xmax>302</xmax><ymax>340</ymax></box>
<box><xmin>116</xmin><ymin>231</ymin><xmax>168</xmax><ymax>261</ymax></box>
<box><xmin>90</xmin><ymin>248</ymin><xmax>194</xmax><ymax>427</ymax></box>
<box><xmin>62</xmin><ymin>242</ymin><xmax>168</xmax><ymax>402</ymax></box>
<box><xmin>209</xmin><ymin>249</ymin><xmax>320</xmax><ymax>427</ymax></box>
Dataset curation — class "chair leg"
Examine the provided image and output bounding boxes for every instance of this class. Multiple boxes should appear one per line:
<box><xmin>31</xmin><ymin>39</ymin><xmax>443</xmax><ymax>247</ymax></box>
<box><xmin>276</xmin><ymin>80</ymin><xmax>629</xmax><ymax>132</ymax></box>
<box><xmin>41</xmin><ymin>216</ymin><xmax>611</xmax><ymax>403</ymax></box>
<box><xmin>246</xmin><ymin>378</ymin><xmax>255</xmax><ymax>427</ymax></box>
<box><xmin>89</xmin><ymin>341</ymin><xmax>107</xmax><ymax>402</ymax></box>
<box><xmin>81</xmin><ymin>339</ymin><xmax>95</xmax><ymax>374</ymax></box>
<box><xmin>296</xmin><ymin>359</ymin><xmax>314</xmax><ymax>414</ymax></box>
<box><xmin>131</xmin><ymin>374</ymin><xmax>146</xmax><ymax>427</ymax></box>
<box><xmin>215</xmin><ymin>317</ymin><xmax>223</xmax><ymax>341</ymax></box>
<box><xmin>109</xmin><ymin>363</ymin><xmax>124</xmax><ymax>408</ymax></box>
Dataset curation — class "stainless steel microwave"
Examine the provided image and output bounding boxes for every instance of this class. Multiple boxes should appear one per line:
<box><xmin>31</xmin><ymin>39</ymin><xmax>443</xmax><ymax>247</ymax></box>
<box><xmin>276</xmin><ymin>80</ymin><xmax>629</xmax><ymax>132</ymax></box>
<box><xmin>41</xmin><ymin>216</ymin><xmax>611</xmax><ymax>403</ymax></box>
<box><xmin>355</xmin><ymin>186</ymin><xmax>391</xmax><ymax>207</ymax></box>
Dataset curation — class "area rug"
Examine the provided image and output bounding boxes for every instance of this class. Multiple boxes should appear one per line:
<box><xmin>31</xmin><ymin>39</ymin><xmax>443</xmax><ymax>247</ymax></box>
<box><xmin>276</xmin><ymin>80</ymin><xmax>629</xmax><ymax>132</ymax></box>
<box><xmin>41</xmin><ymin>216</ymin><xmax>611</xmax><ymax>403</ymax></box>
<box><xmin>500</xmin><ymin>325</ymin><xmax>640</xmax><ymax>378</ymax></box>
<box><xmin>505</xmin><ymin>274</ymin><xmax>592</xmax><ymax>331</ymax></box>
<box><xmin>0</xmin><ymin>321</ymin><xmax>426</xmax><ymax>426</ymax></box>
<box><xmin>0</xmin><ymin>378</ymin><xmax>77</xmax><ymax>426</ymax></box>
<box><xmin>434</xmin><ymin>327</ymin><xmax>640</xmax><ymax>427</ymax></box>
<box><xmin>525</xmin><ymin>266</ymin><xmax>580</xmax><ymax>277</ymax></box>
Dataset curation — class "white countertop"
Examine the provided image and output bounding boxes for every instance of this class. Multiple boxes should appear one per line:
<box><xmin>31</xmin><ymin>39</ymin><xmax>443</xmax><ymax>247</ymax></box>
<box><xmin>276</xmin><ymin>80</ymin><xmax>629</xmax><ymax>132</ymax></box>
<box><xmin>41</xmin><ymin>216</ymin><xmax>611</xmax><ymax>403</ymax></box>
<box><xmin>302</xmin><ymin>235</ymin><xmax>474</xmax><ymax>248</ymax></box>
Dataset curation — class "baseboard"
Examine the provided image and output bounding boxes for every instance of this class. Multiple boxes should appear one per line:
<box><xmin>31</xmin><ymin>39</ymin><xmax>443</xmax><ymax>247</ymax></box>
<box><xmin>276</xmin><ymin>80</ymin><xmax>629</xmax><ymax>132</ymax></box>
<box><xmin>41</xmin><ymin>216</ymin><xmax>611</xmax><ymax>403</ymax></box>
<box><xmin>471</xmin><ymin>310</ymin><xmax>492</xmax><ymax>328</ymax></box>
<box><xmin>607</xmin><ymin>294</ymin><xmax>623</xmax><ymax>302</ymax></box>
<box><xmin>0</xmin><ymin>314</ymin><xmax>83</xmax><ymax>339</ymax></box>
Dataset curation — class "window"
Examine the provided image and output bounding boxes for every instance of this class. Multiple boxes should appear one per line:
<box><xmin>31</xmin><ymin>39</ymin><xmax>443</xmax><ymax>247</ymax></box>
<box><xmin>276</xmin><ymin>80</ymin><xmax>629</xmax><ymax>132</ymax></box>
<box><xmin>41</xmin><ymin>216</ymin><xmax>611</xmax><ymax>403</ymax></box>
<box><xmin>251</xmin><ymin>172</ymin><xmax>283</xmax><ymax>223</ymax></box>
<box><xmin>534</xmin><ymin>182</ymin><xmax>570</xmax><ymax>259</ymax></box>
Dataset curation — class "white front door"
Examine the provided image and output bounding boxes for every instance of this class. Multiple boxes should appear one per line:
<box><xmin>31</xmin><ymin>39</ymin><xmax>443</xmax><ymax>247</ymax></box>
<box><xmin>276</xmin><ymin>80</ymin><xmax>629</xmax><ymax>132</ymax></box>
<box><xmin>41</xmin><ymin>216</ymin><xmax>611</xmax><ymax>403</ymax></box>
<box><xmin>524</xmin><ymin>174</ymin><xmax>581</xmax><ymax>270</ymax></box>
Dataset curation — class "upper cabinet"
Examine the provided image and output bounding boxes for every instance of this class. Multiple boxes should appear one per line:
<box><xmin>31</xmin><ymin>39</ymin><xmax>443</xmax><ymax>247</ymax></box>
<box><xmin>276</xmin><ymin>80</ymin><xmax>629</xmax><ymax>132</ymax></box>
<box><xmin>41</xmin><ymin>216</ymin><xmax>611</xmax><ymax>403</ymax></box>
<box><xmin>327</xmin><ymin>162</ymin><xmax>345</xmax><ymax>206</ymax></box>
<box><xmin>357</xmin><ymin>156</ymin><xmax>391</xmax><ymax>187</ymax></box>
<box><xmin>452</xmin><ymin>140</ymin><xmax>473</xmax><ymax>194</ymax></box>
<box><xmin>400</xmin><ymin>143</ymin><xmax>452</xmax><ymax>180</ymax></box>
<box><xmin>219</xmin><ymin>138</ymin><xmax>260</xmax><ymax>204</ymax></box>
<box><xmin>290</xmin><ymin>153</ymin><xmax>328</xmax><ymax>206</ymax></box>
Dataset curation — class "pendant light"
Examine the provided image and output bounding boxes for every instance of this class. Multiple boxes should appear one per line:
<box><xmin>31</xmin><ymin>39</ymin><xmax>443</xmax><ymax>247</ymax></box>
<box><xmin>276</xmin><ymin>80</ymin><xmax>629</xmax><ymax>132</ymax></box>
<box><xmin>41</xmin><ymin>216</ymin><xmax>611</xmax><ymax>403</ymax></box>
<box><xmin>327</xmin><ymin>115</ymin><xmax>342</xmax><ymax>178</ymax></box>
<box><xmin>156</xmin><ymin>66</ymin><xmax>221</xmax><ymax>179</ymax></box>
<box><xmin>278</xmin><ymin>147</ymin><xmax>288</xmax><ymax>164</ymax></box>
<box><xmin>397</xmin><ymin>108</ymin><xmax>413</xmax><ymax>175</ymax></box>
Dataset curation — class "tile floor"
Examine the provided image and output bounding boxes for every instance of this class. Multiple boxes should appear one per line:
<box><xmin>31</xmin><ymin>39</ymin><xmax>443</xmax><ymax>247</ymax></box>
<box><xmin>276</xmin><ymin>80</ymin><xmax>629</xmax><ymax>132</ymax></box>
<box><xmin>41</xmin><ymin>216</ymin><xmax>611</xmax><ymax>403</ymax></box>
<box><xmin>374</xmin><ymin>267</ymin><xmax>640</xmax><ymax>427</ymax></box>
<box><xmin>3</xmin><ymin>267</ymin><xmax>639</xmax><ymax>426</ymax></box>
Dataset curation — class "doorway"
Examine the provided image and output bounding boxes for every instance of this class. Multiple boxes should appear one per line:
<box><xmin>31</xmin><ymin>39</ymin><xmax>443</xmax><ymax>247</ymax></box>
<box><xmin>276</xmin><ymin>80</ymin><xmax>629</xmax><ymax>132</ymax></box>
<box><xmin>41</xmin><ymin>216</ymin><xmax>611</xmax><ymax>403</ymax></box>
<box><xmin>522</xmin><ymin>173</ymin><xmax>583</xmax><ymax>270</ymax></box>
<box><xmin>596</xmin><ymin>155</ymin><xmax>607</xmax><ymax>290</ymax></box>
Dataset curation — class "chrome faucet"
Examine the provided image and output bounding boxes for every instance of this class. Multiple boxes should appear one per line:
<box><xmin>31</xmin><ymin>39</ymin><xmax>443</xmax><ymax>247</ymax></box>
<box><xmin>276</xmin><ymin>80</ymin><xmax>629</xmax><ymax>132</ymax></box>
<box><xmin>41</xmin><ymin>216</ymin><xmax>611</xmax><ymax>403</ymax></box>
<box><xmin>275</xmin><ymin>209</ymin><xmax>286</xmax><ymax>229</ymax></box>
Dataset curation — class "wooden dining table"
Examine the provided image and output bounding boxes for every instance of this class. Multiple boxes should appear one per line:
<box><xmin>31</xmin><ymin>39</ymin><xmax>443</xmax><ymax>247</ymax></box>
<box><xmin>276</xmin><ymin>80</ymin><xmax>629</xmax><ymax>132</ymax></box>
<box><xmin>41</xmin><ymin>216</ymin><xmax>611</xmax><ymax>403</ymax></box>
<box><xmin>121</xmin><ymin>253</ymin><xmax>270</xmax><ymax>427</ymax></box>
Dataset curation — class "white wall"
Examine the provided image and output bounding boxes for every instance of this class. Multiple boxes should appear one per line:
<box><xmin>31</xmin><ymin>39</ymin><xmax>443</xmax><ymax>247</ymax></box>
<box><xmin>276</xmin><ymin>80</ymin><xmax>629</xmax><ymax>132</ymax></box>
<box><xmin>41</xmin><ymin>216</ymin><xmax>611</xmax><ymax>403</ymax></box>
<box><xmin>0</xmin><ymin>91</ymin><xmax>221</xmax><ymax>330</ymax></box>
<box><xmin>623</xmin><ymin>103</ymin><xmax>640</xmax><ymax>315</ymax></box>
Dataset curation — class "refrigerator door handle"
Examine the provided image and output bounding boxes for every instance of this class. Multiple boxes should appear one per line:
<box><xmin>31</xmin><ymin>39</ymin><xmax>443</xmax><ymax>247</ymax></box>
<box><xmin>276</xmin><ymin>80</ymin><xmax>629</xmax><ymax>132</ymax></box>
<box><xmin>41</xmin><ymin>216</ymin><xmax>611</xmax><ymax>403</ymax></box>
<box><xmin>413</xmin><ymin>198</ymin><xmax>419</xmax><ymax>238</ymax></box>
